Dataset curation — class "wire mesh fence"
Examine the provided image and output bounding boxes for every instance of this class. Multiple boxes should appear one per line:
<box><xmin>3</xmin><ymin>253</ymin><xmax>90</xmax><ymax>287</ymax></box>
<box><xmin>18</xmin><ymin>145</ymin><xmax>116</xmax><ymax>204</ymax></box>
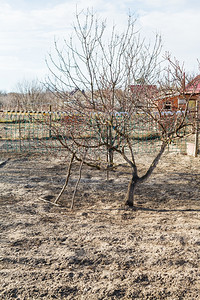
<box><xmin>0</xmin><ymin>111</ymin><xmax>194</xmax><ymax>155</ymax></box>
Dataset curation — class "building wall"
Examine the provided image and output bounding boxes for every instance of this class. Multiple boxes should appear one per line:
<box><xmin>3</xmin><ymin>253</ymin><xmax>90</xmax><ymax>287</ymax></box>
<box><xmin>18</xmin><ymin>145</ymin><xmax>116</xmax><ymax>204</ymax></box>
<box><xmin>157</xmin><ymin>94</ymin><xmax>200</xmax><ymax>114</ymax></box>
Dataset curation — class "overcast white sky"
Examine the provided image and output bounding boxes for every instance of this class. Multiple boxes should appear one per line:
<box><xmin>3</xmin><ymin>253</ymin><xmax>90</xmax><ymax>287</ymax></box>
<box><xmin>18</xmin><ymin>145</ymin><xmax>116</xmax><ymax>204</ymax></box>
<box><xmin>0</xmin><ymin>0</ymin><xmax>200</xmax><ymax>92</ymax></box>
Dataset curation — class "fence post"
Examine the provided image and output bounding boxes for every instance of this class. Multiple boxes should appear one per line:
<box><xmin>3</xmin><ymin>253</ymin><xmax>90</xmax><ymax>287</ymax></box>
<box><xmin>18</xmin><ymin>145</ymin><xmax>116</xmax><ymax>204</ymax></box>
<box><xmin>18</xmin><ymin>115</ymin><xmax>22</xmax><ymax>152</ymax></box>
<box><xmin>194</xmin><ymin>98</ymin><xmax>199</xmax><ymax>157</ymax></box>
<box><xmin>49</xmin><ymin>105</ymin><xmax>52</xmax><ymax>138</ymax></box>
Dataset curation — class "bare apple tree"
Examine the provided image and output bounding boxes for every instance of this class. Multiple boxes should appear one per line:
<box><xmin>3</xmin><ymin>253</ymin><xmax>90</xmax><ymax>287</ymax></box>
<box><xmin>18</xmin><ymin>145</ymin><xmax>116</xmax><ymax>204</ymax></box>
<box><xmin>46</xmin><ymin>9</ymin><xmax>195</xmax><ymax>208</ymax></box>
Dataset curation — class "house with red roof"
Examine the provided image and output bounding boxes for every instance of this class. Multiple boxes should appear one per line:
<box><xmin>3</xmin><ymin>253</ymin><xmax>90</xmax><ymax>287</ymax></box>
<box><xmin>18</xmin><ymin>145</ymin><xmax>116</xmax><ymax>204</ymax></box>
<box><xmin>156</xmin><ymin>75</ymin><xmax>200</xmax><ymax>114</ymax></box>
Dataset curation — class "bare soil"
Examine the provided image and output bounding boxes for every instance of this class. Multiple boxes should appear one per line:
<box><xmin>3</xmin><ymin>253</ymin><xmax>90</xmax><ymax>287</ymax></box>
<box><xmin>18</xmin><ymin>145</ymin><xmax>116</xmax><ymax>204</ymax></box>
<box><xmin>0</xmin><ymin>152</ymin><xmax>200</xmax><ymax>299</ymax></box>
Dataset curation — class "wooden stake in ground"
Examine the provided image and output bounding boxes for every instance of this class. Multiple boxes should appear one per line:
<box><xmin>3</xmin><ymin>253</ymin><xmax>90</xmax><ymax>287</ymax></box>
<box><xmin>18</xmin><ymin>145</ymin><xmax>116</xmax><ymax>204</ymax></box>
<box><xmin>54</xmin><ymin>153</ymin><xmax>75</xmax><ymax>204</ymax></box>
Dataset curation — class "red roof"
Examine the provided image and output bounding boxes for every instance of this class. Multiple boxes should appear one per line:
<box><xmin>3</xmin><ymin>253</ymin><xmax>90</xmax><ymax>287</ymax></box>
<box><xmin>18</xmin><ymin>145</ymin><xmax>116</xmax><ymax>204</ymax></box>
<box><xmin>185</xmin><ymin>75</ymin><xmax>200</xmax><ymax>94</ymax></box>
<box><xmin>129</xmin><ymin>85</ymin><xmax>158</xmax><ymax>94</ymax></box>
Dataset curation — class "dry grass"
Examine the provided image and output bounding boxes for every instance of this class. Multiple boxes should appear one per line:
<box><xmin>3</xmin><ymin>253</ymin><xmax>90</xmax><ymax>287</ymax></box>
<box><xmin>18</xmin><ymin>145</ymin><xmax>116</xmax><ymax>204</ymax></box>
<box><xmin>0</xmin><ymin>152</ymin><xmax>200</xmax><ymax>299</ymax></box>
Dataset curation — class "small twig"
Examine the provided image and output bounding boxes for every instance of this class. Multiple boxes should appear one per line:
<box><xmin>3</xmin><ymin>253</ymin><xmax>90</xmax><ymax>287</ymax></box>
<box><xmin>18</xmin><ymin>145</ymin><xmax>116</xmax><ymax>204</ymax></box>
<box><xmin>54</xmin><ymin>152</ymin><xmax>75</xmax><ymax>204</ymax></box>
<box><xmin>39</xmin><ymin>197</ymin><xmax>61</xmax><ymax>206</ymax></box>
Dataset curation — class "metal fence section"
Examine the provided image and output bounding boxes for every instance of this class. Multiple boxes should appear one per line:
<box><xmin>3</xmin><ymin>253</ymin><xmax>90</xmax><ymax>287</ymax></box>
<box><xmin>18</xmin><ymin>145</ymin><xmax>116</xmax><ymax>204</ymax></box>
<box><xmin>0</xmin><ymin>111</ymin><xmax>193</xmax><ymax>155</ymax></box>
<box><xmin>0</xmin><ymin>111</ymin><xmax>57</xmax><ymax>153</ymax></box>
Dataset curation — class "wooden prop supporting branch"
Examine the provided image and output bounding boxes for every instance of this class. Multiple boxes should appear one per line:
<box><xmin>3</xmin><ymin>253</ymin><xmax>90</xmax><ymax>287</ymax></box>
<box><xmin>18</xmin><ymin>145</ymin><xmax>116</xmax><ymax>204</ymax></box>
<box><xmin>71</xmin><ymin>151</ymin><xmax>87</xmax><ymax>210</ymax></box>
<box><xmin>54</xmin><ymin>153</ymin><xmax>75</xmax><ymax>204</ymax></box>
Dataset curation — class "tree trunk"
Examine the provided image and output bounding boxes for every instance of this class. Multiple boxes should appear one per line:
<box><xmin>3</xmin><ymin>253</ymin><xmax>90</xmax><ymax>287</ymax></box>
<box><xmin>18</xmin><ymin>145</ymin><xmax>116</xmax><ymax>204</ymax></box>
<box><xmin>108</xmin><ymin>147</ymin><xmax>114</xmax><ymax>167</ymax></box>
<box><xmin>108</xmin><ymin>124</ymin><xmax>114</xmax><ymax>167</ymax></box>
<box><xmin>125</xmin><ymin>174</ymin><xmax>138</xmax><ymax>207</ymax></box>
<box><xmin>125</xmin><ymin>142</ymin><xmax>167</xmax><ymax>207</ymax></box>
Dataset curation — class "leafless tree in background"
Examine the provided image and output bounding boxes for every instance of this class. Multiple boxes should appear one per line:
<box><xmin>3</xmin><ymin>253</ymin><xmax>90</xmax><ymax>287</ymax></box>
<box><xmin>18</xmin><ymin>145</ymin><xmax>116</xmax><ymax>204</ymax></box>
<box><xmin>46</xmin><ymin>9</ymin><xmax>195</xmax><ymax>208</ymax></box>
<box><xmin>0</xmin><ymin>90</ymin><xmax>7</xmax><ymax>109</ymax></box>
<box><xmin>12</xmin><ymin>79</ymin><xmax>50</xmax><ymax>111</ymax></box>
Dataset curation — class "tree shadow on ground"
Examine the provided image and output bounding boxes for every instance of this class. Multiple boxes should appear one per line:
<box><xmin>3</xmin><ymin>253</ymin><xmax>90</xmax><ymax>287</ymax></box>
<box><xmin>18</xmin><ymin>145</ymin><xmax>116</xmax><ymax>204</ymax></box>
<box><xmin>134</xmin><ymin>207</ymin><xmax>200</xmax><ymax>213</ymax></box>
